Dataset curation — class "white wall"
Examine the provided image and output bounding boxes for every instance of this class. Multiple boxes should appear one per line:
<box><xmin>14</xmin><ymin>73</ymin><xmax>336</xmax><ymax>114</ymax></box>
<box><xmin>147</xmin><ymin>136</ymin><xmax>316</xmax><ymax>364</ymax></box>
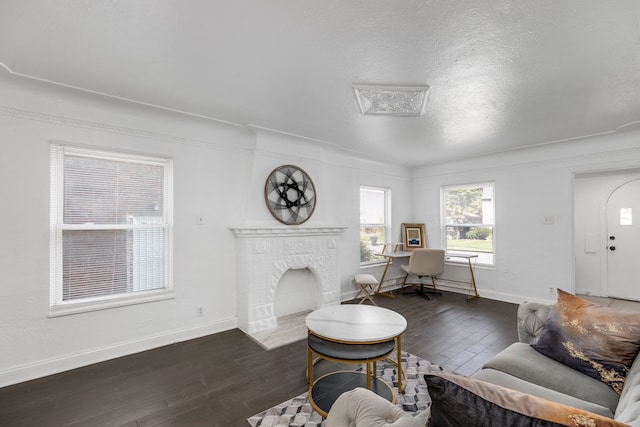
<box><xmin>413</xmin><ymin>130</ymin><xmax>640</xmax><ymax>304</ymax></box>
<box><xmin>3</xmin><ymin>65</ymin><xmax>640</xmax><ymax>387</ymax></box>
<box><xmin>0</xmin><ymin>71</ymin><xmax>414</xmax><ymax>387</ymax></box>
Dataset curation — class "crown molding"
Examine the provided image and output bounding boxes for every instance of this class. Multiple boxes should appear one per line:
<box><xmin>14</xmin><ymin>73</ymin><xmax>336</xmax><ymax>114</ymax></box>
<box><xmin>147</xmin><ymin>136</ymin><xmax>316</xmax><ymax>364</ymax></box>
<box><xmin>0</xmin><ymin>105</ymin><xmax>249</xmax><ymax>154</ymax></box>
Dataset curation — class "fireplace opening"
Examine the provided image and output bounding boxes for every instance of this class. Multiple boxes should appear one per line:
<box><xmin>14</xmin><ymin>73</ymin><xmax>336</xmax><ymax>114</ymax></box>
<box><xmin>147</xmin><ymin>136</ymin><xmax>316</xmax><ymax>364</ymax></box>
<box><xmin>273</xmin><ymin>267</ymin><xmax>319</xmax><ymax>318</ymax></box>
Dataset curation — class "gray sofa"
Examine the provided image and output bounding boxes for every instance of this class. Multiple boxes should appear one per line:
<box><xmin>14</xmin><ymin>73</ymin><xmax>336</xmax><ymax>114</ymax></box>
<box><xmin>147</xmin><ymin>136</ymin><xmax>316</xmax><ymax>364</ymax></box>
<box><xmin>471</xmin><ymin>301</ymin><xmax>640</xmax><ymax>426</ymax></box>
<box><xmin>326</xmin><ymin>300</ymin><xmax>640</xmax><ymax>426</ymax></box>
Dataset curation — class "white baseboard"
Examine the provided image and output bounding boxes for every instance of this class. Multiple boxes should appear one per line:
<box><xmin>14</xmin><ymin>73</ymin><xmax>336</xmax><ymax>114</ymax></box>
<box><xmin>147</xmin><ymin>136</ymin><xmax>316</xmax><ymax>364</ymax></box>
<box><xmin>0</xmin><ymin>317</ymin><xmax>237</xmax><ymax>388</ymax></box>
<box><xmin>342</xmin><ymin>281</ymin><xmax>556</xmax><ymax>306</ymax></box>
<box><xmin>437</xmin><ymin>280</ymin><xmax>557</xmax><ymax>304</ymax></box>
<box><xmin>574</xmin><ymin>287</ymin><xmax>606</xmax><ymax>298</ymax></box>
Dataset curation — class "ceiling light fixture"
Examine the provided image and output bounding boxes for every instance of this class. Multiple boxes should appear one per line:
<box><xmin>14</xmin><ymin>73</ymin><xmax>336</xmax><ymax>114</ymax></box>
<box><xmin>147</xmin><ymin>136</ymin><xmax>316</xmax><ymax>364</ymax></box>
<box><xmin>353</xmin><ymin>84</ymin><xmax>429</xmax><ymax>116</ymax></box>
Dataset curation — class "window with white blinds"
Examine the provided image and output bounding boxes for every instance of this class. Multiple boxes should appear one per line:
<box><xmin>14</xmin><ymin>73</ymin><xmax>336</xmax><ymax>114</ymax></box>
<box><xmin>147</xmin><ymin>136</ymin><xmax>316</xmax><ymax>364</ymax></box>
<box><xmin>50</xmin><ymin>144</ymin><xmax>173</xmax><ymax>314</ymax></box>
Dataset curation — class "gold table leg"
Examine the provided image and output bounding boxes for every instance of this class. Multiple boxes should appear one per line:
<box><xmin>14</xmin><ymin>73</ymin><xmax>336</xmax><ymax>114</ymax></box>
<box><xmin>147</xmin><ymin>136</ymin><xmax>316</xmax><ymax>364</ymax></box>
<box><xmin>466</xmin><ymin>257</ymin><xmax>480</xmax><ymax>301</ymax></box>
<box><xmin>374</xmin><ymin>257</ymin><xmax>395</xmax><ymax>299</ymax></box>
<box><xmin>397</xmin><ymin>335</ymin><xmax>406</xmax><ymax>393</ymax></box>
<box><xmin>307</xmin><ymin>345</ymin><xmax>313</xmax><ymax>383</ymax></box>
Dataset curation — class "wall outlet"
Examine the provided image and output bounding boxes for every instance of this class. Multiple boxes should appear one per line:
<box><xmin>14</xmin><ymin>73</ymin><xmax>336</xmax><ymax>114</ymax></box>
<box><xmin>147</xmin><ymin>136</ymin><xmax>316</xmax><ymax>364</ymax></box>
<box><xmin>196</xmin><ymin>306</ymin><xmax>204</xmax><ymax>317</ymax></box>
<box><xmin>543</xmin><ymin>216</ymin><xmax>555</xmax><ymax>225</ymax></box>
<box><xmin>548</xmin><ymin>287</ymin><xmax>555</xmax><ymax>295</ymax></box>
<box><xmin>197</xmin><ymin>216</ymin><xmax>205</xmax><ymax>225</ymax></box>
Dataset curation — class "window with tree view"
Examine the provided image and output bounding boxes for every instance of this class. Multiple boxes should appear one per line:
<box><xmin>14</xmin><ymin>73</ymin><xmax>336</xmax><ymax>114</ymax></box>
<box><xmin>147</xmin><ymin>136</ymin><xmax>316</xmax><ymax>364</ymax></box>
<box><xmin>360</xmin><ymin>186</ymin><xmax>389</xmax><ymax>264</ymax></box>
<box><xmin>443</xmin><ymin>183</ymin><xmax>494</xmax><ymax>265</ymax></box>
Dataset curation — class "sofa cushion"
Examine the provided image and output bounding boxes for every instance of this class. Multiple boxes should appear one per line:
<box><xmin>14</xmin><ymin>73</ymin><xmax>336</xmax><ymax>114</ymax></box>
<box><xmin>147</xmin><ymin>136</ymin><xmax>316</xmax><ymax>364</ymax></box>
<box><xmin>483</xmin><ymin>342</ymin><xmax>620</xmax><ymax>414</ymax></box>
<box><xmin>425</xmin><ymin>371</ymin><xmax>629</xmax><ymax>427</ymax></box>
<box><xmin>325</xmin><ymin>387</ymin><xmax>429</xmax><ymax>427</ymax></box>
<box><xmin>472</xmin><ymin>368</ymin><xmax>613</xmax><ymax>418</ymax></box>
<box><xmin>532</xmin><ymin>289</ymin><xmax>640</xmax><ymax>395</ymax></box>
<box><xmin>615</xmin><ymin>352</ymin><xmax>640</xmax><ymax>426</ymax></box>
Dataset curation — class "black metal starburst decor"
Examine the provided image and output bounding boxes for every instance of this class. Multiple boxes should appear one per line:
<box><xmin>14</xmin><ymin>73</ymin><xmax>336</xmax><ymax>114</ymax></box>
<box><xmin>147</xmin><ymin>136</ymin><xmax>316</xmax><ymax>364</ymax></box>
<box><xmin>264</xmin><ymin>165</ymin><xmax>316</xmax><ymax>225</ymax></box>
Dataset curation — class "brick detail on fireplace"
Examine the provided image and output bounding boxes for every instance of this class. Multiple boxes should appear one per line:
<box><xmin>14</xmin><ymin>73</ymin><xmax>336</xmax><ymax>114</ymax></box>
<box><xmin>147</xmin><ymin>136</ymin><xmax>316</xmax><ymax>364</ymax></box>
<box><xmin>230</xmin><ymin>227</ymin><xmax>347</xmax><ymax>334</ymax></box>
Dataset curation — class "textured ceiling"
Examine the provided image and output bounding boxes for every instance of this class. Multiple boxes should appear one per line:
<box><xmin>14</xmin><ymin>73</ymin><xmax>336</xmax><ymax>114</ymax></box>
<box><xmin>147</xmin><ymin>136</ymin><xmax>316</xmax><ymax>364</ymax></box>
<box><xmin>1</xmin><ymin>1</ymin><xmax>640</xmax><ymax>165</ymax></box>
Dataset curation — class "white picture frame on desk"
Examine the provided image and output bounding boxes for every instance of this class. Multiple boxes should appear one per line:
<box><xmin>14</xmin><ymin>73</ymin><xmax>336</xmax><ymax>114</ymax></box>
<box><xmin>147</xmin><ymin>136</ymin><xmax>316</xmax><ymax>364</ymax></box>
<box><xmin>402</xmin><ymin>223</ymin><xmax>426</xmax><ymax>251</ymax></box>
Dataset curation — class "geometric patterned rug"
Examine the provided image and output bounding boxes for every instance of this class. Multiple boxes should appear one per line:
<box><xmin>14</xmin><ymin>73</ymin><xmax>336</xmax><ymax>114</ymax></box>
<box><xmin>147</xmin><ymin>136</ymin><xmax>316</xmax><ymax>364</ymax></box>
<box><xmin>247</xmin><ymin>352</ymin><xmax>441</xmax><ymax>427</ymax></box>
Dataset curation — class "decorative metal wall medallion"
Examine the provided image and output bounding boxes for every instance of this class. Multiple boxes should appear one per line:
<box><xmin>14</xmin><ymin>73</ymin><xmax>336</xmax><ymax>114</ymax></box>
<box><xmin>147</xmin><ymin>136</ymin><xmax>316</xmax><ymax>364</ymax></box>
<box><xmin>265</xmin><ymin>165</ymin><xmax>316</xmax><ymax>225</ymax></box>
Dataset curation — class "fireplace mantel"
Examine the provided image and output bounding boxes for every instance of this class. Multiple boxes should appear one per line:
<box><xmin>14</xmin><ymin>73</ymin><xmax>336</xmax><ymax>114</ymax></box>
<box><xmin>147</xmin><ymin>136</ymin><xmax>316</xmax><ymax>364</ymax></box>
<box><xmin>230</xmin><ymin>225</ymin><xmax>347</xmax><ymax>334</ymax></box>
<box><xmin>230</xmin><ymin>226</ymin><xmax>348</xmax><ymax>237</ymax></box>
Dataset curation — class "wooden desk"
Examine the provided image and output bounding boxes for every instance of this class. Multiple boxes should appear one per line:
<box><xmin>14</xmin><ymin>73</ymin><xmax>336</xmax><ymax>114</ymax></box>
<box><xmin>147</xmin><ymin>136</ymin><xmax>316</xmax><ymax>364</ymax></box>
<box><xmin>372</xmin><ymin>245</ymin><xmax>481</xmax><ymax>301</ymax></box>
<box><xmin>374</xmin><ymin>243</ymin><xmax>411</xmax><ymax>299</ymax></box>
<box><xmin>445</xmin><ymin>254</ymin><xmax>480</xmax><ymax>300</ymax></box>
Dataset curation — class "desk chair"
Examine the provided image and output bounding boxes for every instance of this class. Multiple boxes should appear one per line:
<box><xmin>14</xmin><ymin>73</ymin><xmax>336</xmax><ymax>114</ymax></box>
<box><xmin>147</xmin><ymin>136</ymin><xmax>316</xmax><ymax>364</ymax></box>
<box><xmin>401</xmin><ymin>248</ymin><xmax>444</xmax><ymax>300</ymax></box>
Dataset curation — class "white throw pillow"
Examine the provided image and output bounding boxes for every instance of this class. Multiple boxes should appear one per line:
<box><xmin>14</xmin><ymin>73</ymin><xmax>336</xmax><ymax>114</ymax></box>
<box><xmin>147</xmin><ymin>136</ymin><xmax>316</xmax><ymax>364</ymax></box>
<box><xmin>325</xmin><ymin>387</ymin><xmax>429</xmax><ymax>427</ymax></box>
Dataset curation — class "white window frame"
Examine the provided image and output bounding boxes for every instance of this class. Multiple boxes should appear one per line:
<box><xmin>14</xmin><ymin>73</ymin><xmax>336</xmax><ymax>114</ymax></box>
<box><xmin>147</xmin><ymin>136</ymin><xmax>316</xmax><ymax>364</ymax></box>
<box><xmin>442</xmin><ymin>182</ymin><xmax>495</xmax><ymax>266</ymax></box>
<box><xmin>359</xmin><ymin>185</ymin><xmax>391</xmax><ymax>266</ymax></box>
<box><xmin>49</xmin><ymin>144</ymin><xmax>174</xmax><ymax>316</ymax></box>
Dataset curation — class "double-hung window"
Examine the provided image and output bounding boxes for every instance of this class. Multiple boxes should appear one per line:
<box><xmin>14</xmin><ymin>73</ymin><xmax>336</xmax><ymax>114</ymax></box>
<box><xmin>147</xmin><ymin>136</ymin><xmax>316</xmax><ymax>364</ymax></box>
<box><xmin>50</xmin><ymin>144</ymin><xmax>173</xmax><ymax>315</ymax></box>
<box><xmin>360</xmin><ymin>186</ymin><xmax>390</xmax><ymax>264</ymax></box>
<box><xmin>443</xmin><ymin>183</ymin><xmax>494</xmax><ymax>265</ymax></box>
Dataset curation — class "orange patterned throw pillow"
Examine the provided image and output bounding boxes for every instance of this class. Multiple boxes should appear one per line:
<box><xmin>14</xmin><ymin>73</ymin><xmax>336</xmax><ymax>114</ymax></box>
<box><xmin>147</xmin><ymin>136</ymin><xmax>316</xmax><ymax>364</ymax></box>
<box><xmin>532</xmin><ymin>289</ymin><xmax>640</xmax><ymax>394</ymax></box>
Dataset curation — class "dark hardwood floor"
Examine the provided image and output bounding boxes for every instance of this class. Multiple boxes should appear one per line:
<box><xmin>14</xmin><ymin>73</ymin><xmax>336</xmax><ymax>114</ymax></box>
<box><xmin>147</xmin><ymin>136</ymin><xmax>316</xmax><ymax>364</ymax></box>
<box><xmin>0</xmin><ymin>291</ymin><xmax>518</xmax><ymax>427</ymax></box>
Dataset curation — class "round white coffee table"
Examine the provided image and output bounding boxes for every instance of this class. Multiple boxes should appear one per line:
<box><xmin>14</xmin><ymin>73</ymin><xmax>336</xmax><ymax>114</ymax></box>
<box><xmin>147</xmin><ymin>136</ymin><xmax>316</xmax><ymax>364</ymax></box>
<box><xmin>305</xmin><ymin>304</ymin><xmax>407</xmax><ymax>417</ymax></box>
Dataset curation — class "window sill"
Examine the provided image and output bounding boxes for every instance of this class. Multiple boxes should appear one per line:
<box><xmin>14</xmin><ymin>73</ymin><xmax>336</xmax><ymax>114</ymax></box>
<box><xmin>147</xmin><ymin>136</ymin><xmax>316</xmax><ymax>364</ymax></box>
<box><xmin>359</xmin><ymin>261</ymin><xmax>387</xmax><ymax>269</ymax></box>
<box><xmin>445</xmin><ymin>260</ymin><xmax>495</xmax><ymax>270</ymax></box>
<box><xmin>48</xmin><ymin>290</ymin><xmax>175</xmax><ymax>317</ymax></box>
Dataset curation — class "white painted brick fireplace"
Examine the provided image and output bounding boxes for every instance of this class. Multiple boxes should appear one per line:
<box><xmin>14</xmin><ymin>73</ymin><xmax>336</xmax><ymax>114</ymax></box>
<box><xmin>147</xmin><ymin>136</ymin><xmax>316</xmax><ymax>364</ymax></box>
<box><xmin>230</xmin><ymin>226</ymin><xmax>347</xmax><ymax>334</ymax></box>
